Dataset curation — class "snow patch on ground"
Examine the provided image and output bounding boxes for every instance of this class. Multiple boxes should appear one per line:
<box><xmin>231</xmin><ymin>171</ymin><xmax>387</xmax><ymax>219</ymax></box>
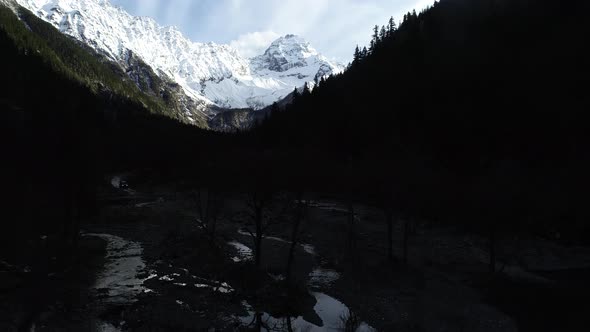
<box><xmin>96</xmin><ymin>321</ymin><xmax>124</xmax><ymax>332</ymax></box>
<box><xmin>148</xmin><ymin>265</ymin><xmax>235</xmax><ymax>294</ymax></box>
<box><xmin>110</xmin><ymin>176</ymin><xmax>121</xmax><ymax>189</ymax></box>
<box><xmin>228</xmin><ymin>241</ymin><xmax>253</xmax><ymax>262</ymax></box>
<box><xmin>309</xmin><ymin>268</ymin><xmax>341</xmax><ymax>289</ymax></box>
<box><xmin>237</xmin><ymin>229</ymin><xmax>316</xmax><ymax>256</ymax></box>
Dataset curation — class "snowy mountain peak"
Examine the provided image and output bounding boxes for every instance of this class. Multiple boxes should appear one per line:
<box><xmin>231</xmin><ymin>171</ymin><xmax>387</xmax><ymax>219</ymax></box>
<box><xmin>251</xmin><ymin>34</ymin><xmax>344</xmax><ymax>85</ymax></box>
<box><xmin>12</xmin><ymin>0</ymin><xmax>345</xmax><ymax>123</ymax></box>
<box><xmin>269</xmin><ymin>34</ymin><xmax>314</xmax><ymax>53</ymax></box>
<box><xmin>255</xmin><ymin>34</ymin><xmax>323</xmax><ymax>72</ymax></box>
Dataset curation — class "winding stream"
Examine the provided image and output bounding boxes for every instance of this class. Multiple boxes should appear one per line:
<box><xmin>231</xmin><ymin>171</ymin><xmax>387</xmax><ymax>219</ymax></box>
<box><xmin>86</xmin><ymin>233</ymin><xmax>146</xmax><ymax>304</ymax></box>
<box><xmin>82</xmin><ymin>233</ymin><xmax>147</xmax><ymax>332</ymax></box>
<box><xmin>231</xmin><ymin>234</ymin><xmax>376</xmax><ymax>331</ymax></box>
<box><xmin>239</xmin><ymin>292</ymin><xmax>376</xmax><ymax>332</ymax></box>
<box><xmin>81</xmin><ymin>200</ymin><xmax>375</xmax><ymax>331</ymax></box>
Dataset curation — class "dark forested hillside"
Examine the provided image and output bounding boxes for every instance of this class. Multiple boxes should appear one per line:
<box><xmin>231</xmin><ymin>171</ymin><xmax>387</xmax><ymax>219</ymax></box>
<box><xmin>0</xmin><ymin>4</ymin><xmax>210</xmax><ymax>125</ymax></box>
<box><xmin>2</xmin><ymin>0</ymin><xmax>588</xmax><ymax>266</ymax></box>
<box><xmin>253</xmin><ymin>0</ymin><xmax>590</xmax><ymax>242</ymax></box>
<box><xmin>261</xmin><ymin>0</ymin><xmax>589</xmax><ymax>154</ymax></box>
<box><xmin>0</xmin><ymin>4</ymin><xmax>231</xmax><ymax>257</ymax></box>
<box><xmin>2</xmin><ymin>1</ymin><xmax>590</xmax><ymax>331</ymax></box>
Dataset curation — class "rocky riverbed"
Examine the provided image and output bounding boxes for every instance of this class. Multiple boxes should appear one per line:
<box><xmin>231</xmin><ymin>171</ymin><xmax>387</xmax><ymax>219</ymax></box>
<box><xmin>2</xmin><ymin>176</ymin><xmax>589</xmax><ymax>331</ymax></box>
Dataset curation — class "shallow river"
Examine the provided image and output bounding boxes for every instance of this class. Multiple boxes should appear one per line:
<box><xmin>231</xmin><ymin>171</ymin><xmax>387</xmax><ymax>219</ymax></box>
<box><xmin>82</xmin><ymin>220</ymin><xmax>376</xmax><ymax>331</ymax></box>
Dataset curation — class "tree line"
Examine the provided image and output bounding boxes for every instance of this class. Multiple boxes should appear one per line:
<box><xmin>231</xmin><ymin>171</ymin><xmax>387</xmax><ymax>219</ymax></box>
<box><xmin>2</xmin><ymin>0</ymin><xmax>589</xmax><ymax>275</ymax></box>
<box><xmin>249</xmin><ymin>0</ymin><xmax>590</xmax><ymax>249</ymax></box>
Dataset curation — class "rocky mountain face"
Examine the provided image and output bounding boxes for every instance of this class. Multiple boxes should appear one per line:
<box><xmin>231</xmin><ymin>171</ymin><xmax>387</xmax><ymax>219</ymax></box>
<box><xmin>14</xmin><ymin>0</ymin><xmax>344</xmax><ymax>127</ymax></box>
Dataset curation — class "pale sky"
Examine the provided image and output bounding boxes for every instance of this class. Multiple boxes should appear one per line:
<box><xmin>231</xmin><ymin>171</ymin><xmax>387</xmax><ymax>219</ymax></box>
<box><xmin>110</xmin><ymin>0</ymin><xmax>434</xmax><ymax>62</ymax></box>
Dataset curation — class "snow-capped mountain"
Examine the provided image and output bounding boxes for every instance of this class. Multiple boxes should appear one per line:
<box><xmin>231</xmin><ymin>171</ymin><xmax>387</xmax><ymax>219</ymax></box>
<box><xmin>14</xmin><ymin>0</ymin><xmax>344</xmax><ymax>124</ymax></box>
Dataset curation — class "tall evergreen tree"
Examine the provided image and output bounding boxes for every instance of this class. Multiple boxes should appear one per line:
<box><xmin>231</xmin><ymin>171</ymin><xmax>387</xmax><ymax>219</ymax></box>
<box><xmin>372</xmin><ymin>25</ymin><xmax>380</xmax><ymax>44</ymax></box>
<box><xmin>353</xmin><ymin>45</ymin><xmax>361</xmax><ymax>64</ymax></box>
<box><xmin>361</xmin><ymin>46</ymin><xmax>368</xmax><ymax>58</ymax></box>
<box><xmin>292</xmin><ymin>87</ymin><xmax>300</xmax><ymax>102</ymax></box>
<box><xmin>388</xmin><ymin>17</ymin><xmax>397</xmax><ymax>35</ymax></box>
<box><xmin>379</xmin><ymin>25</ymin><xmax>387</xmax><ymax>43</ymax></box>
<box><xmin>369</xmin><ymin>25</ymin><xmax>379</xmax><ymax>53</ymax></box>
<box><xmin>302</xmin><ymin>82</ymin><xmax>311</xmax><ymax>96</ymax></box>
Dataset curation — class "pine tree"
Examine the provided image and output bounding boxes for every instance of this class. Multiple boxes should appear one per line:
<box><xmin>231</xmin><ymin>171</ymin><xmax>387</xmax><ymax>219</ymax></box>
<box><xmin>372</xmin><ymin>25</ymin><xmax>380</xmax><ymax>44</ymax></box>
<box><xmin>361</xmin><ymin>46</ymin><xmax>368</xmax><ymax>58</ymax></box>
<box><xmin>353</xmin><ymin>45</ymin><xmax>361</xmax><ymax>64</ymax></box>
<box><xmin>292</xmin><ymin>87</ymin><xmax>300</xmax><ymax>101</ymax></box>
<box><xmin>388</xmin><ymin>17</ymin><xmax>397</xmax><ymax>35</ymax></box>
<box><xmin>379</xmin><ymin>25</ymin><xmax>387</xmax><ymax>42</ymax></box>
<box><xmin>302</xmin><ymin>82</ymin><xmax>311</xmax><ymax>96</ymax></box>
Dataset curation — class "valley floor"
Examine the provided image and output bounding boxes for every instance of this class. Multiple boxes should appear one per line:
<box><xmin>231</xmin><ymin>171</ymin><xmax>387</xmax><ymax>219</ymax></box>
<box><xmin>2</xmin><ymin>175</ymin><xmax>590</xmax><ymax>331</ymax></box>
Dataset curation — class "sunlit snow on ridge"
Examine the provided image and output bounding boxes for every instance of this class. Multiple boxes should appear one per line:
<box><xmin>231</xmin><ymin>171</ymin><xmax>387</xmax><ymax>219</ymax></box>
<box><xmin>15</xmin><ymin>0</ymin><xmax>344</xmax><ymax>114</ymax></box>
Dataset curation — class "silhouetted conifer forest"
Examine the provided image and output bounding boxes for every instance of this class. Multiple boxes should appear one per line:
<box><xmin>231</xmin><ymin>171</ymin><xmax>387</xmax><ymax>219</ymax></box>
<box><xmin>1</xmin><ymin>0</ymin><xmax>589</xmax><ymax>330</ymax></box>
<box><xmin>2</xmin><ymin>0</ymin><xmax>589</xmax><ymax>263</ymax></box>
